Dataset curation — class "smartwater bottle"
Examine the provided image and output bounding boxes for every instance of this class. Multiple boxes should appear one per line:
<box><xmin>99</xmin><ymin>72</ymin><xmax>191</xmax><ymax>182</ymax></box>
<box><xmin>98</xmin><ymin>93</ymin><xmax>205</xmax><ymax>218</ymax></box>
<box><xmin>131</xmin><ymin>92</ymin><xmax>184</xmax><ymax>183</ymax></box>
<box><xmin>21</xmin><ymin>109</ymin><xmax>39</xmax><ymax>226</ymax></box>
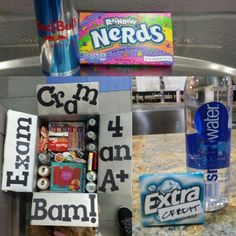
<box><xmin>184</xmin><ymin>76</ymin><xmax>233</xmax><ymax>211</ymax></box>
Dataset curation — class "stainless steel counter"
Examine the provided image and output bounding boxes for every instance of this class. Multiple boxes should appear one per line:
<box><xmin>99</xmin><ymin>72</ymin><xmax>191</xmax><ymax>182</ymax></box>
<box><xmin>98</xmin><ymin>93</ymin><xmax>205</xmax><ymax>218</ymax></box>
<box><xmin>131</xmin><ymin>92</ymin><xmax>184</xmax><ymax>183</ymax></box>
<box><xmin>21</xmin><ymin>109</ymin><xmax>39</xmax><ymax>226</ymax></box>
<box><xmin>1</xmin><ymin>56</ymin><xmax>236</xmax><ymax>77</ymax></box>
<box><xmin>1</xmin><ymin>55</ymin><xmax>236</xmax><ymax>136</ymax></box>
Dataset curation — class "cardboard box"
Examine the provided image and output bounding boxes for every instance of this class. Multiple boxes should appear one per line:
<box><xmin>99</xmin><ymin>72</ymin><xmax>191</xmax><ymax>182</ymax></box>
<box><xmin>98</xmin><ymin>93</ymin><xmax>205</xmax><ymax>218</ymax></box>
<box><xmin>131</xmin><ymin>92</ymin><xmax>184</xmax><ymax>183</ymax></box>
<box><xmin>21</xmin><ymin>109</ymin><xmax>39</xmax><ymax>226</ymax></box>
<box><xmin>47</xmin><ymin>77</ymin><xmax>133</xmax><ymax>230</ymax></box>
<box><xmin>79</xmin><ymin>12</ymin><xmax>174</xmax><ymax>65</ymax></box>
<box><xmin>1</xmin><ymin>79</ymin><xmax>132</xmax><ymax>228</ymax></box>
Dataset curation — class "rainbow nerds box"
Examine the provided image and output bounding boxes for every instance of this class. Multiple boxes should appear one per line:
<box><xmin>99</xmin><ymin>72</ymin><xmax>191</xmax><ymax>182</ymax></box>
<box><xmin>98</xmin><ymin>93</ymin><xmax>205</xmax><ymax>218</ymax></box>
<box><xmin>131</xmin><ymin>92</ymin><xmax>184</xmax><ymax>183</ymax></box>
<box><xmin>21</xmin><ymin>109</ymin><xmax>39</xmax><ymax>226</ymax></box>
<box><xmin>79</xmin><ymin>13</ymin><xmax>173</xmax><ymax>65</ymax></box>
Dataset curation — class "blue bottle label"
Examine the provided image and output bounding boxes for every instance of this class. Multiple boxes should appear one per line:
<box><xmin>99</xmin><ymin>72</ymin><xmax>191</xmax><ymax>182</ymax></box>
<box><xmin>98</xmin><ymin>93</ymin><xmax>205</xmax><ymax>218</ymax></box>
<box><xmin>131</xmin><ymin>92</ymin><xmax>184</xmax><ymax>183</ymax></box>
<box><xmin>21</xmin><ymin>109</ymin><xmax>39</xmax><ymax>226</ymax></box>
<box><xmin>186</xmin><ymin>102</ymin><xmax>231</xmax><ymax>169</ymax></box>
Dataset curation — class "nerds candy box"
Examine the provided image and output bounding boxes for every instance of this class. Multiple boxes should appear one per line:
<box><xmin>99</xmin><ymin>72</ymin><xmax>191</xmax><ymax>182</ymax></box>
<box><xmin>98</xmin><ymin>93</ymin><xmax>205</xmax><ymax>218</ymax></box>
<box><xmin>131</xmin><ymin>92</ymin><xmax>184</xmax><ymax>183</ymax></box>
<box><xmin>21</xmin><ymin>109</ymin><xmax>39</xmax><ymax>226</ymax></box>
<box><xmin>79</xmin><ymin>13</ymin><xmax>173</xmax><ymax>65</ymax></box>
<box><xmin>139</xmin><ymin>173</ymin><xmax>205</xmax><ymax>226</ymax></box>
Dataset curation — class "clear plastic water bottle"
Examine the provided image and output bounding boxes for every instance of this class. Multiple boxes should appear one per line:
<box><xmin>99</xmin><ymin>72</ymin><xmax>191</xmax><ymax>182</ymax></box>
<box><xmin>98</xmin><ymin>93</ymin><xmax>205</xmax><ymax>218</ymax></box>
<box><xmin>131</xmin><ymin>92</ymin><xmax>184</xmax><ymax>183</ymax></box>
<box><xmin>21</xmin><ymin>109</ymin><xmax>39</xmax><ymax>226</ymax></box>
<box><xmin>184</xmin><ymin>76</ymin><xmax>233</xmax><ymax>211</ymax></box>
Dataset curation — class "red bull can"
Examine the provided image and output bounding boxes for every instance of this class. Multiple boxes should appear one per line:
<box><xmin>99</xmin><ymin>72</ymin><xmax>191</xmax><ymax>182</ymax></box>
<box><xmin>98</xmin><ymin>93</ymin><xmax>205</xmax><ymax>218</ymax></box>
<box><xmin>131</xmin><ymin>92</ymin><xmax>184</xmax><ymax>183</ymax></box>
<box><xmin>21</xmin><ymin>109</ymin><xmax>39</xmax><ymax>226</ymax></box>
<box><xmin>34</xmin><ymin>0</ymin><xmax>80</xmax><ymax>76</ymax></box>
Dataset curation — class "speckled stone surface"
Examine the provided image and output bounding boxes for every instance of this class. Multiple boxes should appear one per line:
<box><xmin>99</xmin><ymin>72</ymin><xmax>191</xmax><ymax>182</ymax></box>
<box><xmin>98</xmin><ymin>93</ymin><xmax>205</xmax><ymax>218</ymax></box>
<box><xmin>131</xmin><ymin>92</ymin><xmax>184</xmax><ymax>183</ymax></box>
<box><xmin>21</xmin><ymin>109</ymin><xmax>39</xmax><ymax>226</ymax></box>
<box><xmin>132</xmin><ymin>131</ymin><xmax>236</xmax><ymax>236</ymax></box>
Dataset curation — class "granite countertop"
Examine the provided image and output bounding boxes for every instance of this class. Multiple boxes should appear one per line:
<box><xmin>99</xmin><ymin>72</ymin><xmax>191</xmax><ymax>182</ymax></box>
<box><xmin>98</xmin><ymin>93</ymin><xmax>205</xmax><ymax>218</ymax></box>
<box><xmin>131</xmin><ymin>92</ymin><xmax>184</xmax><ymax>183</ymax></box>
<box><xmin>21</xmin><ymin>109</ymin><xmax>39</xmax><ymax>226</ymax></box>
<box><xmin>132</xmin><ymin>131</ymin><xmax>236</xmax><ymax>236</ymax></box>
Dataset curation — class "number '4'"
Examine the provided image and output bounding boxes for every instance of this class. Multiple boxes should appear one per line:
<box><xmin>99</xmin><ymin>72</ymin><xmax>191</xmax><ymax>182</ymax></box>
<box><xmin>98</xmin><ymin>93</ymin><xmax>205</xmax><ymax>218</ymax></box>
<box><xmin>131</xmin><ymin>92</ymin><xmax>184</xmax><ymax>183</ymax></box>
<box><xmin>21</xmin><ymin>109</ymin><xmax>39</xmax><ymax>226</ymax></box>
<box><xmin>108</xmin><ymin>116</ymin><xmax>123</xmax><ymax>137</ymax></box>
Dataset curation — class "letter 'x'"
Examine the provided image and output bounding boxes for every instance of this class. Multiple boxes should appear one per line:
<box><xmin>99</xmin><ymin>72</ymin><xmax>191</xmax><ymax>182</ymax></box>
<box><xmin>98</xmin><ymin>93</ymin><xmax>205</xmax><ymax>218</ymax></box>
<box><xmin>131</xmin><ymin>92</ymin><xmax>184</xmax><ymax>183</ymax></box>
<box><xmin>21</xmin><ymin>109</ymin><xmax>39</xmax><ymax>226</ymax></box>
<box><xmin>15</xmin><ymin>155</ymin><xmax>29</xmax><ymax>169</ymax></box>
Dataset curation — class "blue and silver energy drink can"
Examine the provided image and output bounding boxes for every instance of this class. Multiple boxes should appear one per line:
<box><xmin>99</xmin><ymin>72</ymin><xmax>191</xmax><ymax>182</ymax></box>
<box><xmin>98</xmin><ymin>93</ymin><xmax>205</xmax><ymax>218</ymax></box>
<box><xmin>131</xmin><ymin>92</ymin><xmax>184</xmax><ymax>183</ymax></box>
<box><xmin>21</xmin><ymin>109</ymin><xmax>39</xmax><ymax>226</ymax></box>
<box><xmin>34</xmin><ymin>0</ymin><xmax>80</xmax><ymax>76</ymax></box>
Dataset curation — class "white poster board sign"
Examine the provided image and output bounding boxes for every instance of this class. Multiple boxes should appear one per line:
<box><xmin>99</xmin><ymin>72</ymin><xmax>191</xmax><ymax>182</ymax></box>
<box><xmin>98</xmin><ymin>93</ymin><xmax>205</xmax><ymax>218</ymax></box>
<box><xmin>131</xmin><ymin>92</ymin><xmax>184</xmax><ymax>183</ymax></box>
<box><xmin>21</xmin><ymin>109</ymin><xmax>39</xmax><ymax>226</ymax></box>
<box><xmin>1</xmin><ymin>110</ymin><xmax>38</xmax><ymax>192</ymax></box>
<box><xmin>36</xmin><ymin>82</ymin><xmax>99</xmax><ymax>116</ymax></box>
<box><xmin>98</xmin><ymin>112</ymin><xmax>132</xmax><ymax>195</ymax></box>
<box><xmin>31</xmin><ymin>192</ymin><xmax>98</xmax><ymax>227</ymax></box>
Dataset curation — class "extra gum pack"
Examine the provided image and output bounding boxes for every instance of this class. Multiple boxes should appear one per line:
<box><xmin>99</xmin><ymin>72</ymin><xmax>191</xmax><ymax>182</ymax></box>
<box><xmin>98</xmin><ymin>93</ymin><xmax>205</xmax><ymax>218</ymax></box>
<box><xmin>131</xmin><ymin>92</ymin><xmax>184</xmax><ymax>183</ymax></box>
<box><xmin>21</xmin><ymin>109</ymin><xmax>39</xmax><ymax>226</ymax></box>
<box><xmin>139</xmin><ymin>173</ymin><xmax>205</xmax><ymax>226</ymax></box>
<box><xmin>79</xmin><ymin>13</ymin><xmax>174</xmax><ymax>65</ymax></box>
